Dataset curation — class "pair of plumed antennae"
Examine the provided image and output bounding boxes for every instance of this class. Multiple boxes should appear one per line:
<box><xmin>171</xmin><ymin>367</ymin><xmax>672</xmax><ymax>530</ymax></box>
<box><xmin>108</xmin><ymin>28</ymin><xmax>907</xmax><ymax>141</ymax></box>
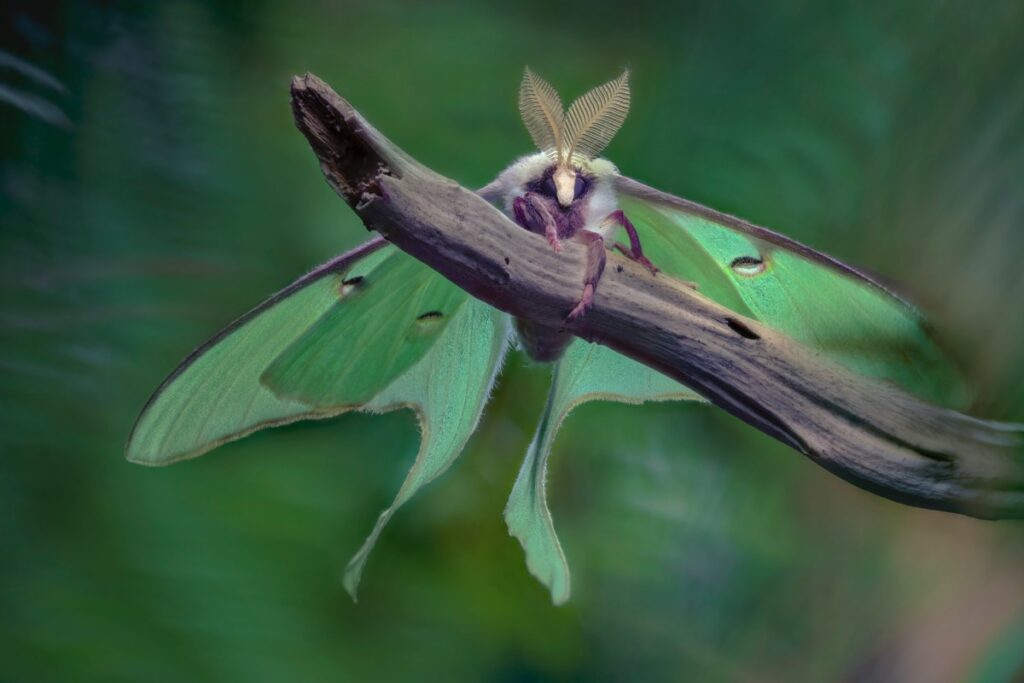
<box><xmin>518</xmin><ymin>67</ymin><xmax>630</xmax><ymax>165</ymax></box>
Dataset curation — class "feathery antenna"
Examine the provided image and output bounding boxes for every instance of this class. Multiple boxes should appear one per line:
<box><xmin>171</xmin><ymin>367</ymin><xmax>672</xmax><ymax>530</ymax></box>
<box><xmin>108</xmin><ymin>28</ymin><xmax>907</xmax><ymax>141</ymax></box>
<box><xmin>518</xmin><ymin>67</ymin><xmax>565</xmax><ymax>162</ymax></box>
<box><xmin>563</xmin><ymin>69</ymin><xmax>630</xmax><ymax>162</ymax></box>
<box><xmin>518</xmin><ymin>68</ymin><xmax>630</xmax><ymax>163</ymax></box>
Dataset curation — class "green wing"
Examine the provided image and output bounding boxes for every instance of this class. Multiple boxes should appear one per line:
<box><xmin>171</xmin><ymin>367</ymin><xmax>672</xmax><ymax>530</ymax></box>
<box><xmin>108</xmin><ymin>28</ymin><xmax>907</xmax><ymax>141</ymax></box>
<box><xmin>505</xmin><ymin>343</ymin><xmax>701</xmax><ymax>604</ymax></box>
<box><xmin>261</xmin><ymin>251</ymin><xmax>471</xmax><ymax>407</ymax></box>
<box><xmin>615</xmin><ymin>175</ymin><xmax>967</xmax><ymax>407</ymax></box>
<box><xmin>127</xmin><ymin>238</ymin><xmax>509</xmax><ymax>596</ymax></box>
<box><xmin>126</xmin><ymin>238</ymin><xmax>392</xmax><ymax>465</ymax></box>
<box><xmin>506</xmin><ymin>175</ymin><xmax>971</xmax><ymax>604</ymax></box>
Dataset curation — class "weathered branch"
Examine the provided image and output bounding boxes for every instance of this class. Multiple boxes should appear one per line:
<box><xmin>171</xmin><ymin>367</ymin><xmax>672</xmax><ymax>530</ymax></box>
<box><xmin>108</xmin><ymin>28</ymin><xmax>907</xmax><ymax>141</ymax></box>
<box><xmin>290</xmin><ymin>73</ymin><xmax>1024</xmax><ymax>520</ymax></box>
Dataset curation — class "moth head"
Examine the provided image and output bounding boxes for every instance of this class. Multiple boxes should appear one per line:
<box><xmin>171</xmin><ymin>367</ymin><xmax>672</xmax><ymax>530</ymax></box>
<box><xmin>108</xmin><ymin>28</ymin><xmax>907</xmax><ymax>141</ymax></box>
<box><xmin>521</xmin><ymin>160</ymin><xmax>595</xmax><ymax>207</ymax></box>
<box><xmin>551</xmin><ymin>165</ymin><xmax>576</xmax><ymax>207</ymax></box>
<box><xmin>518</xmin><ymin>67</ymin><xmax>630</xmax><ymax>208</ymax></box>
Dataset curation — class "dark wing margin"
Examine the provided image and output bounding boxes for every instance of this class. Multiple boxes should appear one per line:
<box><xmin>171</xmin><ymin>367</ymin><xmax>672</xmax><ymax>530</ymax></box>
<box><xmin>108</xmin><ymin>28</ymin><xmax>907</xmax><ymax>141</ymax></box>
<box><xmin>126</xmin><ymin>236</ymin><xmax>389</xmax><ymax>452</ymax></box>
<box><xmin>614</xmin><ymin>175</ymin><xmax>917</xmax><ymax>310</ymax></box>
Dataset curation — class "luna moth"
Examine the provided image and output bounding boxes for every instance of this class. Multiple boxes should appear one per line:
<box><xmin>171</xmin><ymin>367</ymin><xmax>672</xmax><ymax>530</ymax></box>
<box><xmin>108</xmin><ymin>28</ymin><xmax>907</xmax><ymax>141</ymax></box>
<box><xmin>128</xmin><ymin>68</ymin><xmax>988</xmax><ymax>605</ymax></box>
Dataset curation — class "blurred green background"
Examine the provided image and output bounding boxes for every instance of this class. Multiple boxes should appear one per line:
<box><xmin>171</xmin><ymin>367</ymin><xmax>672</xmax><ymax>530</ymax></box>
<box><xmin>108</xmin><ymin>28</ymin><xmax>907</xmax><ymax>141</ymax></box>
<box><xmin>3</xmin><ymin>1</ymin><xmax>1024</xmax><ymax>681</ymax></box>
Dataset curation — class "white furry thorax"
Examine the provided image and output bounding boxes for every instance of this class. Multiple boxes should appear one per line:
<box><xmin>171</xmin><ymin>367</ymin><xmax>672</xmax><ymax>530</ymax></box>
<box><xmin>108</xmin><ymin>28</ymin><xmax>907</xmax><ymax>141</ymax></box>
<box><xmin>493</xmin><ymin>152</ymin><xmax>621</xmax><ymax>235</ymax></box>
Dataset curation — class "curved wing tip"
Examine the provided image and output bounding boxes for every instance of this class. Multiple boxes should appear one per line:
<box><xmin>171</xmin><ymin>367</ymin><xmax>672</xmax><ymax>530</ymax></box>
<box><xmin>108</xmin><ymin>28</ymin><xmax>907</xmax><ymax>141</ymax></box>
<box><xmin>342</xmin><ymin>568</ymin><xmax>362</xmax><ymax>603</ymax></box>
<box><xmin>124</xmin><ymin>450</ymin><xmax>162</xmax><ymax>467</ymax></box>
<box><xmin>123</xmin><ymin>437</ymin><xmax>148</xmax><ymax>465</ymax></box>
<box><xmin>124</xmin><ymin>452</ymin><xmax>173</xmax><ymax>467</ymax></box>
<box><xmin>124</xmin><ymin>441</ymin><xmax>208</xmax><ymax>467</ymax></box>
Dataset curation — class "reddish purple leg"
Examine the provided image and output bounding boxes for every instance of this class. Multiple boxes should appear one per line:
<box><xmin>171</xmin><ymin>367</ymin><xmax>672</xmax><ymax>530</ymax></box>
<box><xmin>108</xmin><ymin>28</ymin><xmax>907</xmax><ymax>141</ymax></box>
<box><xmin>513</xmin><ymin>193</ymin><xmax>562</xmax><ymax>252</ymax></box>
<box><xmin>601</xmin><ymin>209</ymin><xmax>658</xmax><ymax>275</ymax></box>
<box><xmin>512</xmin><ymin>196</ymin><xmax>530</xmax><ymax>227</ymax></box>
<box><xmin>567</xmin><ymin>230</ymin><xmax>606</xmax><ymax>320</ymax></box>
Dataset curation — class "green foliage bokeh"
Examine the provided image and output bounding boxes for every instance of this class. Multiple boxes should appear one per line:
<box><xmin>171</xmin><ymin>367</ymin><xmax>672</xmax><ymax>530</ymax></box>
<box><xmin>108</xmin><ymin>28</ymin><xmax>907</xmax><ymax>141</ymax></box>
<box><xmin>2</xmin><ymin>1</ymin><xmax>1023</xmax><ymax>681</ymax></box>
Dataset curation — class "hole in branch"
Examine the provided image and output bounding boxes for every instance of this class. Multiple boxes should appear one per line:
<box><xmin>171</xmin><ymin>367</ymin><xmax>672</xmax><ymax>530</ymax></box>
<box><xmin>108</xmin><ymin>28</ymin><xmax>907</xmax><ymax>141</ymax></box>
<box><xmin>726</xmin><ymin>317</ymin><xmax>760</xmax><ymax>340</ymax></box>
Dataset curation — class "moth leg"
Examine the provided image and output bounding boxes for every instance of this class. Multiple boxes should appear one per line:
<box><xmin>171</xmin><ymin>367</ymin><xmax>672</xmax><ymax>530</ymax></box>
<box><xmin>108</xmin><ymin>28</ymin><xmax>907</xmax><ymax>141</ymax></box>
<box><xmin>601</xmin><ymin>209</ymin><xmax>658</xmax><ymax>275</ymax></box>
<box><xmin>567</xmin><ymin>230</ymin><xmax>606</xmax><ymax>320</ymax></box>
<box><xmin>513</xmin><ymin>193</ymin><xmax>562</xmax><ymax>252</ymax></box>
<box><xmin>609</xmin><ymin>239</ymin><xmax>700</xmax><ymax>290</ymax></box>
<box><xmin>512</xmin><ymin>195</ymin><xmax>531</xmax><ymax>228</ymax></box>
<box><xmin>611</xmin><ymin>241</ymin><xmax>652</xmax><ymax>266</ymax></box>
